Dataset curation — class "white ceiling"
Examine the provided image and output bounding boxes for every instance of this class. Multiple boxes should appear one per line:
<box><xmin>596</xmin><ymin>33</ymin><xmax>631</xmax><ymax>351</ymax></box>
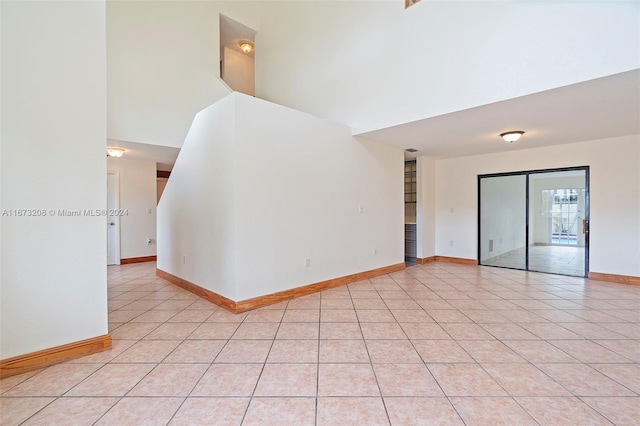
<box><xmin>107</xmin><ymin>139</ymin><xmax>180</xmax><ymax>171</ymax></box>
<box><xmin>107</xmin><ymin>69</ymin><xmax>638</xmax><ymax>171</ymax></box>
<box><xmin>357</xmin><ymin>69</ymin><xmax>640</xmax><ymax>160</ymax></box>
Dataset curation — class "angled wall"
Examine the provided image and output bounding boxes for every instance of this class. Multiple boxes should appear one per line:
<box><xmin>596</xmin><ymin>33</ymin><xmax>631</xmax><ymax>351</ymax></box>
<box><xmin>157</xmin><ymin>93</ymin><xmax>403</xmax><ymax>302</ymax></box>
<box><xmin>157</xmin><ymin>95</ymin><xmax>238</xmax><ymax>300</ymax></box>
<box><xmin>233</xmin><ymin>94</ymin><xmax>403</xmax><ymax>300</ymax></box>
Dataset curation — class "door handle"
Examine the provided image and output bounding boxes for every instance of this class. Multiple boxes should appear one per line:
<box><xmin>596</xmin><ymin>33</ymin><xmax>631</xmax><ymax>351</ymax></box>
<box><xmin>109</xmin><ymin>222</ymin><xmax>115</xmax><ymax>226</ymax></box>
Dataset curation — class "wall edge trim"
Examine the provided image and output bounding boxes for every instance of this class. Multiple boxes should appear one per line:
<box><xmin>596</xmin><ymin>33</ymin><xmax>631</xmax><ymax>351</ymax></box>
<box><xmin>0</xmin><ymin>334</ymin><xmax>112</xmax><ymax>379</ymax></box>
<box><xmin>434</xmin><ymin>256</ymin><xmax>477</xmax><ymax>265</ymax></box>
<box><xmin>589</xmin><ymin>271</ymin><xmax>640</xmax><ymax>286</ymax></box>
<box><xmin>120</xmin><ymin>255</ymin><xmax>157</xmax><ymax>264</ymax></box>
<box><xmin>156</xmin><ymin>269</ymin><xmax>237</xmax><ymax>311</ymax></box>
<box><xmin>157</xmin><ymin>262</ymin><xmax>406</xmax><ymax>313</ymax></box>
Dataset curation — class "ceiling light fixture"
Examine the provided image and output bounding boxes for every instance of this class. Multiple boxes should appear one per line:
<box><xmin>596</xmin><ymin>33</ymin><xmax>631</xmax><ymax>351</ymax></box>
<box><xmin>239</xmin><ymin>41</ymin><xmax>254</xmax><ymax>54</ymax></box>
<box><xmin>107</xmin><ymin>147</ymin><xmax>125</xmax><ymax>158</ymax></box>
<box><xmin>500</xmin><ymin>131</ymin><xmax>525</xmax><ymax>143</ymax></box>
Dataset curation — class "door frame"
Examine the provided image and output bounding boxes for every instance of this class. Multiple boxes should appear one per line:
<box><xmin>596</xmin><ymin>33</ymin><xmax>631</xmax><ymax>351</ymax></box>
<box><xmin>107</xmin><ymin>171</ymin><xmax>121</xmax><ymax>266</ymax></box>
<box><xmin>477</xmin><ymin>166</ymin><xmax>590</xmax><ymax>277</ymax></box>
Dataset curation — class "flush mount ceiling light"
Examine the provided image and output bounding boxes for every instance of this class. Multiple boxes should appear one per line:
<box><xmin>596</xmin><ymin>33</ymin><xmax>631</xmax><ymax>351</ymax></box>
<box><xmin>106</xmin><ymin>147</ymin><xmax>125</xmax><ymax>158</ymax></box>
<box><xmin>239</xmin><ymin>41</ymin><xmax>254</xmax><ymax>54</ymax></box>
<box><xmin>500</xmin><ymin>131</ymin><xmax>525</xmax><ymax>143</ymax></box>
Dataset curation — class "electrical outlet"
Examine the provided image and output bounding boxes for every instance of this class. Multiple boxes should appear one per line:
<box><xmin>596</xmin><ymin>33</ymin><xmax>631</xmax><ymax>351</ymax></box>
<box><xmin>373</xmin><ymin>248</ymin><xmax>377</xmax><ymax>255</ymax></box>
<box><xmin>358</xmin><ymin>205</ymin><xmax>364</xmax><ymax>213</ymax></box>
<box><xmin>183</xmin><ymin>255</ymin><xmax>187</xmax><ymax>264</ymax></box>
<box><xmin>450</xmin><ymin>240</ymin><xmax>454</xmax><ymax>247</ymax></box>
<box><xmin>305</xmin><ymin>258</ymin><xmax>311</xmax><ymax>268</ymax></box>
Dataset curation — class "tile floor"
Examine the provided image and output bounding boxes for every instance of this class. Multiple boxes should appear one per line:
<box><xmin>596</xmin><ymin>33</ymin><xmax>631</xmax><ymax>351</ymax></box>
<box><xmin>482</xmin><ymin>245</ymin><xmax>586</xmax><ymax>277</ymax></box>
<box><xmin>1</xmin><ymin>261</ymin><xmax>639</xmax><ymax>425</ymax></box>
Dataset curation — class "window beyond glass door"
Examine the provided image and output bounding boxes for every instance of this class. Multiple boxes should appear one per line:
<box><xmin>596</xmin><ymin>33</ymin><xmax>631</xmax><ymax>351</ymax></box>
<box><xmin>529</xmin><ymin>171</ymin><xmax>587</xmax><ymax>276</ymax></box>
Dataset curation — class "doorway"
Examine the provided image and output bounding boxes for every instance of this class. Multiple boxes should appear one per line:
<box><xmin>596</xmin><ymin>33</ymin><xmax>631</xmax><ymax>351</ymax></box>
<box><xmin>107</xmin><ymin>172</ymin><xmax>120</xmax><ymax>265</ymax></box>
<box><xmin>478</xmin><ymin>167</ymin><xmax>589</xmax><ymax>277</ymax></box>
<box><xmin>219</xmin><ymin>14</ymin><xmax>256</xmax><ymax>96</ymax></box>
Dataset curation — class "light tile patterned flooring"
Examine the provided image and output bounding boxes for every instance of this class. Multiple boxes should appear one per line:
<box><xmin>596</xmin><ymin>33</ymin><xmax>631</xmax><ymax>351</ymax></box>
<box><xmin>483</xmin><ymin>245</ymin><xmax>586</xmax><ymax>277</ymax></box>
<box><xmin>2</xmin><ymin>261</ymin><xmax>639</xmax><ymax>425</ymax></box>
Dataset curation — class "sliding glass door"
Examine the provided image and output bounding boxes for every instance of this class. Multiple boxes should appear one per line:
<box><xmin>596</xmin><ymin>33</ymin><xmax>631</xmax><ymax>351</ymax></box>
<box><xmin>478</xmin><ymin>167</ymin><xmax>589</xmax><ymax>277</ymax></box>
<box><xmin>479</xmin><ymin>175</ymin><xmax>527</xmax><ymax>270</ymax></box>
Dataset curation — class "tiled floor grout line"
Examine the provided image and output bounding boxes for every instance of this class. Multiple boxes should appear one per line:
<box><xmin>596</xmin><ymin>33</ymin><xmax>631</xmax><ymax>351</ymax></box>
<box><xmin>426</xmin><ymin>270</ymin><xmax>541</xmax><ymax>423</ymax></box>
<box><xmin>3</xmin><ymin>262</ymin><xmax>638</xmax><ymax>425</ymax></box>
<box><xmin>356</xmin><ymin>279</ymin><xmax>394</xmax><ymax>426</ymax></box>
<box><xmin>409</xmin><ymin>265</ymin><xmax>634</xmax><ymax>422</ymax></box>
<box><xmin>163</xmin><ymin>311</ymin><xmax>218</xmax><ymax>426</ymax></box>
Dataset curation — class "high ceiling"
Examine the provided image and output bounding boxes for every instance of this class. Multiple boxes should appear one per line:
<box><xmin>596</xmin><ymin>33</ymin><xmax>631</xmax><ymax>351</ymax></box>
<box><xmin>357</xmin><ymin>69</ymin><xmax>639</xmax><ymax>160</ymax></box>
<box><xmin>110</xmin><ymin>69</ymin><xmax>639</xmax><ymax>170</ymax></box>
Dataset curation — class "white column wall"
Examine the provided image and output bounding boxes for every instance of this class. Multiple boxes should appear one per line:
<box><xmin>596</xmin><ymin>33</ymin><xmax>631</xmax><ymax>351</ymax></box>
<box><xmin>416</xmin><ymin>156</ymin><xmax>436</xmax><ymax>259</ymax></box>
<box><xmin>157</xmin><ymin>95</ymin><xmax>238</xmax><ymax>300</ymax></box>
<box><xmin>1</xmin><ymin>1</ymin><xmax>108</xmax><ymax>359</ymax></box>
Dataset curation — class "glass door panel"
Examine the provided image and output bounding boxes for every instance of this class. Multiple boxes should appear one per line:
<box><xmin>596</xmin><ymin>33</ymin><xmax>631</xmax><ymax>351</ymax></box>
<box><xmin>479</xmin><ymin>174</ymin><xmax>527</xmax><ymax>270</ymax></box>
<box><xmin>529</xmin><ymin>170</ymin><xmax>587</xmax><ymax>276</ymax></box>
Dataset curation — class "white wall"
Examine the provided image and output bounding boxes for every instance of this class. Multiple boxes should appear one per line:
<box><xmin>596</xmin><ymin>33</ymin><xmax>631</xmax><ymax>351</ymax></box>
<box><xmin>107</xmin><ymin>1</ymin><xmax>258</xmax><ymax>147</ymax></box>
<box><xmin>157</xmin><ymin>178</ymin><xmax>168</xmax><ymax>204</ymax></box>
<box><xmin>434</xmin><ymin>134</ymin><xmax>640</xmax><ymax>277</ymax></box>
<box><xmin>256</xmin><ymin>1</ymin><xmax>639</xmax><ymax>132</ymax></box>
<box><xmin>158</xmin><ymin>95</ymin><xmax>239</xmax><ymax>300</ymax></box>
<box><xmin>1</xmin><ymin>1</ymin><xmax>108</xmax><ymax>359</ymax></box>
<box><xmin>417</xmin><ymin>156</ymin><xmax>436</xmax><ymax>259</ymax></box>
<box><xmin>107</xmin><ymin>158</ymin><xmax>158</xmax><ymax>259</ymax></box>
<box><xmin>107</xmin><ymin>1</ymin><xmax>639</xmax><ymax>148</ymax></box>
<box><xmin>158</xmin><ymin>92</ymin><xmax>404</xmax><ymax>302</ymax></box>
<box><xmin>234</xmin><ymin>94</ymin><xmax>403</xmax><ymax>300</ymax></box>
<box><xmin>222</xmin><ymin>47</ymin><xmax>255</xmax><ymax>96</ymax></box>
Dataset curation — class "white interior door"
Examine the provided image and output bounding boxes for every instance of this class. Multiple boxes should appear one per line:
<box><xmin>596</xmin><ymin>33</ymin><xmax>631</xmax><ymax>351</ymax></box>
<box><xmin>107</xmin><ymin>172</ymin><xmax>120</xmax><ymax>265</ymax></box>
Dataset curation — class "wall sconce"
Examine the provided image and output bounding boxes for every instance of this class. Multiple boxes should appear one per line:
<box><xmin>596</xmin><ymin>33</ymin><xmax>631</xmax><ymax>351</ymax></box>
<box><xmin>107</xmin><ymin>147</ymin><xmax>125</xmax><ymax>158</ymax></box>
<box><xmin>500</xmin><ymin>131</ymin><xmax>525</xmax><ymax>143</ymax></box>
